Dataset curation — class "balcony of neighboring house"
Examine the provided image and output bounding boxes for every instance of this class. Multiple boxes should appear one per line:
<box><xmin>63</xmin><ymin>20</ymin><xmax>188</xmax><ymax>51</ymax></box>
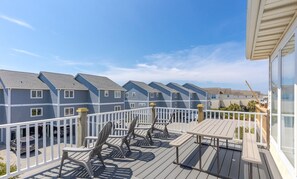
<box><xmin>0</xmin><ymin>106</ymin><xmax>281</xmax><ymax>179</ymax></box>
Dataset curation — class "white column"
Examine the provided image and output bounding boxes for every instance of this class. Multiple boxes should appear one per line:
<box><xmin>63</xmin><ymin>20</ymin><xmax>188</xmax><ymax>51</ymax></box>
<box><xmin>277</xmin><ymin>51</ymin><xmax>281</xmax><ymax>149</ymax></box>
<box><xmin>294</xmin><ymin>29</ymin><xmax>297</xmax><ymax>173</ymax></box>
<box><xmin>57</xmin><ymin>89</ymin><xmax>60</xmax><ymax>117</ymax></box>
<box><xmin>7</xmin><ymin>88</ymin><xmax>11</xmax><ymax>124</ymax></box>
<box><xmin>98</xmin><ymin>90</ymin><xmax>101</xmax><ymax>113</ymax></box>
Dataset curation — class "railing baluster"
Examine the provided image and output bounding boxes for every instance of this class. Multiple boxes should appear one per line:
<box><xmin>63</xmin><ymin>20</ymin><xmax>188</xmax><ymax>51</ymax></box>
<box><xmin>35</xmin><ymin>123</ymin><xmax>39</xmax><ymax>166</ymax></box>
<box><xmin>70</xmin><ymin>119</ymin><xmax>73</xmax><ymax>147</ymax></box>
<box><xmin>16</xmin><ymin>125</ymin><xmax>21</xmax><ymax>172</ymax></box>
<box><xmin>57</xmin><ymin>120</ymin><xmax>61</xmax><ymax>159</ymax></box>
<box><xmin>64</xmin><ymin>120</ymin><xmax>67</xmax><ymax>147</ymax></box>
<box><xmin>6</xmin><ymin>127</ymin><xmax>10</xmax><ymax>176</ymax></box>
<box><xmin>26</xmin><ymin>124</ymin><xmax>30</xmax><ymax>169</ymax></box>
<box><xmin>43</xmin><ymin>122</ymin><xmax>46</xmax><ymax>163</ymax></box>
<box><xmin>50</xmin><ymin>121</ymin><xmax>54</xmax><ymax>161</ymax></box>
<box><xmin>260</xmin><ymin>114</ymin><xmax>263</xmax><ymax>144</ymax></box>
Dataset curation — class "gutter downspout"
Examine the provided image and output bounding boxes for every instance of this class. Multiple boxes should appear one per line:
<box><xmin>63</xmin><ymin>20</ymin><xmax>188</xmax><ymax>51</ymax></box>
<box><xmin>7</xmin><ymin>88</ymin><xmax>11</xmax><ymax>124</ymax></box>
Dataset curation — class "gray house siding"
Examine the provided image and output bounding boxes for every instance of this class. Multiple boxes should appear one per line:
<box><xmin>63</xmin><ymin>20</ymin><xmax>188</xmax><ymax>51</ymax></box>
<box><xmin>75</xmin><ymin>75</ymin><xmax>98</xmax><ymax>104</ymax></box>
<box><xmin>60</xmin><ymin>90</ymin><xmax>90</xmax><ymax>104</ymax></box>
<box><xmin>39</xmin><ymin>74</ymin><xmax>58</xmax><ymax>103</ymax></box>
<box><xmin>0</xmin><ymin>106</ymin><xmax>7</xmax><ymax>124</ymax></box>
<box><xmin>183</xmin><ymin>84</ymin><xmax>208</xmax><ymax>109</ymax></box>
<box><xmin>149</xmin><ymin>83</ymin><xmax>172</xmax><ymax>107</ymax></box>
<box><xmin>11</xmin><ymin>89</ymin><xmax>52</xmax><ymax>104</ymax></box>
<box><xmin>99</xmin><ymin>90</ymin><xmax>125</xmax><ymax>103</ymax></box>
<box><xmin>10</xmin><ymin>105</ymin><xmax>54</xmax><ymax>123</ymax></box>
<box><xmin>124</xmin><ymin>83</ymin><xmax>149</xmax><ymax>109</ymax></box>
<box><xmin>59</xmin><ymin>104</ymin><xmax>88</xmax><ymax>117</ymax></box>
<box><xmin>100</xmin><ymin>103</ymin><xmax>124</xmax><ymax>112</ymax></box>
<box><xmin>167</xmin><ymin>84</ymin><xmax>190</xmax><ymax>108</ymax></box>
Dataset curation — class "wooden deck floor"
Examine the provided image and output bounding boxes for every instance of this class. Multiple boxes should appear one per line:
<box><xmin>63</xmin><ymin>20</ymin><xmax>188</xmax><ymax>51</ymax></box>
<box><xmin>21</xmin><ymin>133</ymin><xmax>282</xmax><ymax>179</ymax></box>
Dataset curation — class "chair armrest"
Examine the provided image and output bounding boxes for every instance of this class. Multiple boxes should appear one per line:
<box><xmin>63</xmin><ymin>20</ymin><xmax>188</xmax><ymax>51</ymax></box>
<box><xmin>114</xmin><ymin>128</ymin><xmax>128</xmax><ymax>131</ymax></box>
<box><xmin>85</xmin><ymin>136</ymin><xmax>97</xmax><ymax>140</ymax></box>
<box><xmin>63</xmin><ymin>147</ymin><xmax>92</xmax><ymax>153</ymax></box>
<box><xmin>135</xmin><ymin>126</ymin><xmax>151</xmax><ymax>130</ymax></box>
<box><xmin>109</xmin><ymin>135</ymin><xmax>123</xmax><ymax>138</ymax></box>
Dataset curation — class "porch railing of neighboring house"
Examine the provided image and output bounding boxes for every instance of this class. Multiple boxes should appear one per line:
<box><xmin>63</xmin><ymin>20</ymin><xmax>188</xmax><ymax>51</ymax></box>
<box><xmin>0</xmin><ymin>106</ymin><xmax>267</xmax><ymax>178</ymax></box>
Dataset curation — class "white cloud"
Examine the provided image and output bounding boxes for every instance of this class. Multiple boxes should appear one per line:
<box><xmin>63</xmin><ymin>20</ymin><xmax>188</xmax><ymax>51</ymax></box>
<box><xmin>54</xmin><ymin>56</ymin><xmax>94</xmax><ymax>66</ymax></box>
<box><xmin>12</xmin><ymin>48</ymin><xmax>41</xmax><ymax>58</ymax></box>
<box><xmin>0</xmin><ymin>15</ymin><xmax>34</xmax><ymax>30</ymax></box>
<box><xmin>98</xmin><ymin>42</ymin><xmax>268</xmax><ymax>91</ymax></box>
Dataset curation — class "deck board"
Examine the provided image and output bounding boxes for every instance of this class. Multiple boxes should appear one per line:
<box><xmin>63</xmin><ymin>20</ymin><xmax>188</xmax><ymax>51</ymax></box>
<box><xmin>21</xmin><ymin>133</ymin><xmax>282</xmax><ymax>179</ymax></box>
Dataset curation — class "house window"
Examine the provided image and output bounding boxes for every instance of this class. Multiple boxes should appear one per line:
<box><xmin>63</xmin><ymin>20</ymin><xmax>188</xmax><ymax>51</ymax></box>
<box><xmin>114</xmin><ymin>91</ymin><xmax>121</xmax><ymax>98</ymax></box>
<box><xmin>150</xmin><ymin>93</ymin><xmax>154</xmax><ymax>98</ymax></box>
<box><xmin>64</xmin><ymin>107</ymin><xmax>74</xmax><ymax>116</ymax></box>
<box><xmin>64</xmin><ymin>90</ymin><xmax>74</xmax><ymax>99</ymax></box>
<box><xmin>31</xmin><ymin>108</ymin><xmax>43</xmax><ymax>117</ymax></box>
<box><xmin>132</xmin><ymin>92</ymin><xmax>136</xmax><ymax>97</ymax></box>
<box><xmin>211</xmin><ymin>95</ymin><xmax>216</xmax><ymax>99</ymax></box>
<box><xmin>227</xmin><ymin>95</ymin><xmax>229</xmax><ymax>98</ymax></box>
<box><xmin>139</xmin><ymin>103</ymin><xmax>146</xmax><ymax>107</ymax></box>
<box><xmin>104</xmin><ymin>90</ymin><xmax>109</xmax><ymax>97</ymax></box>
<box><xmin>130</xmin><ymin>103</ymin><xmax>135</xmax><ymax>109</ymax></box>
<box><xmin>31</xmin><ymin>90</ymin><xmax>43</xmax><ymax>99</ymax></box>
<box><xmin>114</xmin><ymin>105</ymin><xmax>121</xmax><ymax>111</ymax></box>
<box><xmin>156</xmin><ymin>93</ymin><xmax>159</xmax><ymax>98</ymax></box>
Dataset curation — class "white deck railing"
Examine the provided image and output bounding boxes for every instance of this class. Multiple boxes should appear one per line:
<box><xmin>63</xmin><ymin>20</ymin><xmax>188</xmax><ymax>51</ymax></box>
<box><xmin>0</xmin><ymin>106</ymin><xmax>267</xmax><ymax>178</ymax></box>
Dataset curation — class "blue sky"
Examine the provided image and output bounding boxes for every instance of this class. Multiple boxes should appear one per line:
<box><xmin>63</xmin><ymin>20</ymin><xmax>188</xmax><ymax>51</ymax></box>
<box><xmin>0</xmin><ymin>0</ymin><xmax>268</xmax><ymax>92</ymax></box>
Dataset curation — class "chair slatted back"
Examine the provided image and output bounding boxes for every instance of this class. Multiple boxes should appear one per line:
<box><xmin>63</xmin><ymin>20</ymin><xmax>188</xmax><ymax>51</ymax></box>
<box><xmin>128</xmin><ymin>116</ymin><xmax>138</xmax><ymax>135</ymax></box>
<box><xmin>89</xmin><ymin>122</ymin><xmax>112</xmax><ymax>159</ymax></box>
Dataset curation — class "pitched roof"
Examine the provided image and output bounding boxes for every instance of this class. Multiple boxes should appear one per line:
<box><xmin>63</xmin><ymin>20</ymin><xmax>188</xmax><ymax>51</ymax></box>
<box><xmin>128</xmin><ymin>81</ymin><xmax>159</xmax><ymax>93</ymax></box>
<box><xmin>183</xmin><ymin>83</ymin><xmax>206</xmax><ymax>92</ymax></box>
<box><xmin>167</xmin><ymin>82</ymin><xmax>195</xmax><ymax>93</ymax></box>
<box><xmin>0</xmin><ymin>70</ymin><xmax>49</xmax><ymax>90</ymax></box>
<box><xmin>203</xmin><ymin>88</ymin><xmax>225</xmax><ymax>94</ymax></box>
<box><xmin>40</xmin><ymin>71</ymin><xmax>87</xmax><ymax>90</ymax></box>
<box><xmin>150</xmin><ymin>82</ymin><xmax>178</xmax><ymax>93</ymax></box>
<box><xmin>77</xmin><ymin>73</ymin><xmax>125</xmax><ymax>91</ymax></box>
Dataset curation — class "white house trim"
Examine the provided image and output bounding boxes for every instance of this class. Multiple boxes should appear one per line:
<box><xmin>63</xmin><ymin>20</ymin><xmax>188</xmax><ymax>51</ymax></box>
<box><xmin>7</xmin><ymin>88</ymin><xmax>11</xmax><ymax>124</ymax></box>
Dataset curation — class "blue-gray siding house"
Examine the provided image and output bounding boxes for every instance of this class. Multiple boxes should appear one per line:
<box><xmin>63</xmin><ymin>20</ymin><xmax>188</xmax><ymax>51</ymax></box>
<box><xmin>183</xmin><ymin>83</ymin><xmax>208</xmax><ymax>109</ymax></box>
<box><xmin>0</xmin><ymin>70</ymin><xmax>52</xmax><ymax>140</ymax></box>
<box><xmin>148</xmin><ymin>82</ymin><xmax>179</xmax><ymax>108</ymax></box>
<box><xmin>39</xmin><ymin>71</ymin><xmax>89</xmax><ymax>118</ymax></box>
<box><xmin>166</xmin><ymin>82</ymin><xmax>196</xmax><ymax>109</ymax></box>
<box><xmin>75</xmin><ymin>73</ymin><xmax>126</xmax><ymax>112</ymax></box>
<box><xmin>123</xmin><ymin>81</ymin><xmax>160</xmax><ymax>109</ymax></box>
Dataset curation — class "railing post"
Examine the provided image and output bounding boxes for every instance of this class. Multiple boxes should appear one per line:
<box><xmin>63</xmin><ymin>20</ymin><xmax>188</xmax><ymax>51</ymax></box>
<box><xmin>76</xmin><ymin>108</ymin><xmax>89</xmax><ymax>147</ymax></box>
<box><xmin>197</xmin><ymin>104</ymin><xmax>204</xmax><ymax>123</ymax></box>
<box><xmin>266</xmin><ymin>109</ymin><xmax>270</xmax><ymax>150</ymax></box>
<box><xmin>150</xmin><ymin>102</ymin><xmax>156</xmax><ymax>124</ymax></box>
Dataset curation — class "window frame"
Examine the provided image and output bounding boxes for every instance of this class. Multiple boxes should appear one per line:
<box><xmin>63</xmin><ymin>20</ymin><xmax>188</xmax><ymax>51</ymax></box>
<box><xmin>64</xmin><ymin>90</ymin><xmax>74</xmax><ymax>99</ymax></box>
<box><xmin>30</xmin><ymin>90</ymin><xmax>43</xmax><ymax>99</ymax></box>
<box><xmin>64</xmin><ymin>107</ymin><xmax>75</xmax><ymax>116</ymax></box>
<box><xmin>30</xmin><ymin>108</ymin><xmax>43</xmax><ymax>117</ymax></box>
<box><xmin>104</xmin><ymin>90</ymin><xmax>109</xmax><ymax>97</ymax></box>
<box><xmin>114</xmin><ymin>91</ymin><xmax>121</xmax><ymax>98</ymax></box>
<box><xmin>114</xmin><ymin>105</ymin><xmax>121</xmax><ymax>111</ymax></box>
<box><xmin>130</xmin><ymin>103</ymin><xmax>135</xmax><ymax>109</ymax></box>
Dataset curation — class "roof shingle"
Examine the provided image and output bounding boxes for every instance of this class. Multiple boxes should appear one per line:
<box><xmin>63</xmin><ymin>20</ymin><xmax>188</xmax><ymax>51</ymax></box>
<box><xmin>0</xmin><ymin>70</ymin><xmax>49</xmax><ymax>89</ymax></box>
<box><xmin>40</xmin><ymin>71</ymin><xmax>87</xmax><ymax>90</ymax></box>
<box><xmin>77</xmin><ymin>73</ymin><xmax>125</xmax><ymax>91</ymax></box>
<box><xmin>128</xmin><ymin>81</ymin><xmax>159</xmax><ymax>93</ymax></box>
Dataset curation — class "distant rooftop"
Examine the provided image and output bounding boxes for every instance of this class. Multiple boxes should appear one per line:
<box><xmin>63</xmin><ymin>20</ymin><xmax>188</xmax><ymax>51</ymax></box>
<box><xmin>204</xmin><ymin>87</ymin><xmax>261</xmax><ymax>96</ymax></box>
<box><xmin>0</xmin><ymin>70</ymin><xmax>49</xmax><ymax>90</ymax></box>
<box><xmin>127</xmin><ymin>80</ymin><xmax>159</xmax><ymax>93</ymax></box>
<box><xmin>167</xmin><ymin>82</ymin><xmax>195</xmax><ymax>93</ymax></box>
<box><xmin>40</xmin><ymin>71</ymin><xmax>87</xmax><ymax>90</ymax></box>
<box><xmin>77</xmin><ymin>73</ymin><xmax>125</xmax><ymax>91</ymax></box>
<box><xmin>150</xmin><ymin>82</ymin><xmax>178</xmax><ymax>93</ymax></box>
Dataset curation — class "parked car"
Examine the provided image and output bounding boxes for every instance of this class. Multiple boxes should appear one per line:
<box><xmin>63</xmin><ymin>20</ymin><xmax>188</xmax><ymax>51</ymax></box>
<box><xmin>10</xmin><ymin>136</ymin><xmax>35</xmax><ymax>155</ymax></box>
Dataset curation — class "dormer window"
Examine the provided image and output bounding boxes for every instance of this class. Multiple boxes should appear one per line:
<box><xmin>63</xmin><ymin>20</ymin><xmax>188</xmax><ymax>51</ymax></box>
<box><xmin>64</xmin><ymin>90</ymin><xmax>74</xmax><ymax>99</ymax></box>
<box><xmin>104</xmin><ymin>90</ymin><xmax>109</xmax><ymax>97</ymax></box>
<box><xmin>31</xmin><ymin>90</ymin><xmax>43</xmax><ymax>99</ymax></box>
<box><xmin>132</xmin><ymin>92</ymin><xmax>136</xmax><ymax>97</ymax></box>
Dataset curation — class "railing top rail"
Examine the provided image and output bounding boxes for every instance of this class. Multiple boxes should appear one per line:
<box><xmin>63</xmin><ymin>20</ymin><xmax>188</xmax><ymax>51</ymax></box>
<box><xmin>87</xmin><ymin>107</ymin><xmax>152</xmax><ymax>117</ymax></box>
<box><xmin>0</xmin><ymin>115</ymin><xmax>79</xmax><ymax>128</ymax></box>
<box><xmin>155</xmin><ymin>107</ymin><xmax>197</xmax><ymax>111</ymax></box>
<box><xmin>205</xmin><ymin>109</ymin><xmax>266</xmax><ymax>115</ymax></box>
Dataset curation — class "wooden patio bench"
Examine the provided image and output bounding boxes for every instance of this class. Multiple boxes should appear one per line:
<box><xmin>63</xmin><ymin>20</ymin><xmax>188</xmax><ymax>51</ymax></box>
<box><xmin>169</xmin><ymin>133</ymin><xmax>193</xmax><ymax>164</ymax></box>
<box><xmin>242</xmin><ymin>133</ymin><xmax>261</xmax><ymax>179</ymax></box>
